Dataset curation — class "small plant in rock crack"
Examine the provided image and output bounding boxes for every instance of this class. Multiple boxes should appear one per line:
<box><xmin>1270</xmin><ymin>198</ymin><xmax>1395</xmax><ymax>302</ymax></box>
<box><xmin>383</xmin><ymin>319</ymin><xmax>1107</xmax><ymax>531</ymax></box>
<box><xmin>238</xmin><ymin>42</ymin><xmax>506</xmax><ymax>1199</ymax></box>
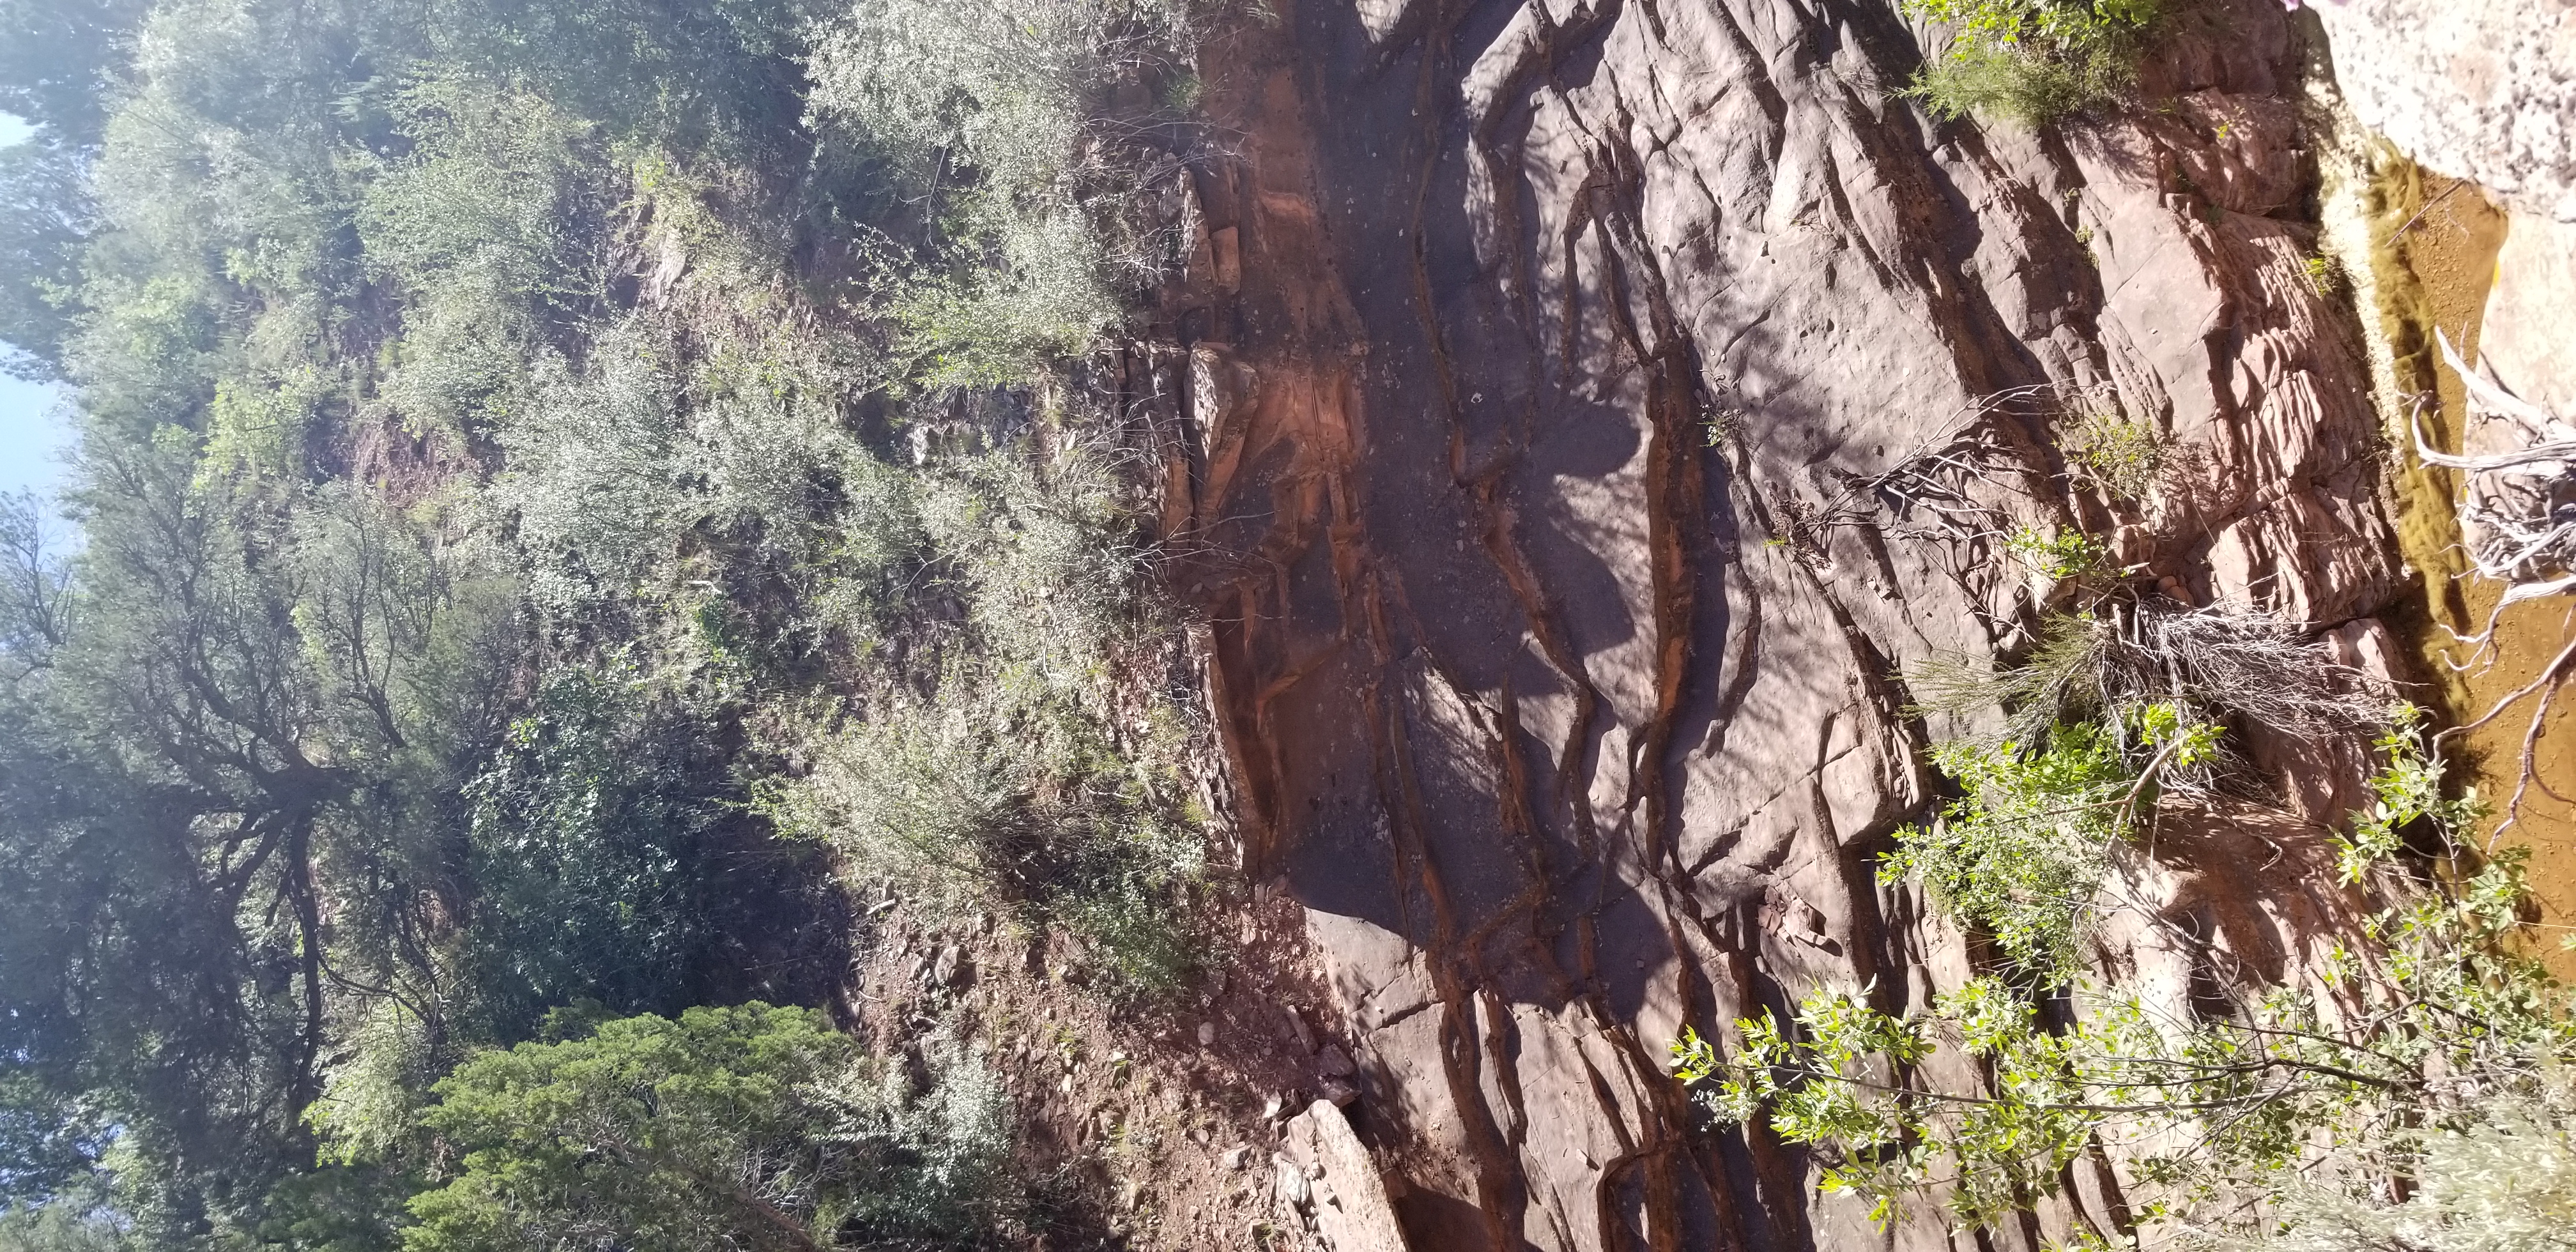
<box><xmin>1703</xmin><ymin>405</ymin><xmax>1744</xmax><ymax>447</ymax></box>
<box><xmin>2004</xmin><ymin>523</ymin><xmax>2109</xmax><ymax>579</ymax></box>
<box><xmin>2303</xmin><ymin>254</ymin><xmax>2349</xmax><ymax>300</ymax></box>
<box><xmin>2058</xmin><ymin>406</ymin><xmax>2165</xmax><ymax>503</ymax></box>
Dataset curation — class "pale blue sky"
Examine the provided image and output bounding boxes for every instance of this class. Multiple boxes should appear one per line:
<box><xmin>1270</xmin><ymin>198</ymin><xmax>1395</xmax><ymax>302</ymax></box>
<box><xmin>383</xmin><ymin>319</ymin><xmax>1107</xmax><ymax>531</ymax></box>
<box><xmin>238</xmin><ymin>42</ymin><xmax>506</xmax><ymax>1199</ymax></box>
<box><xmin>0</xmin><ymin>112</ymin><xmax>75</xmax><ymax>503</ymax></box>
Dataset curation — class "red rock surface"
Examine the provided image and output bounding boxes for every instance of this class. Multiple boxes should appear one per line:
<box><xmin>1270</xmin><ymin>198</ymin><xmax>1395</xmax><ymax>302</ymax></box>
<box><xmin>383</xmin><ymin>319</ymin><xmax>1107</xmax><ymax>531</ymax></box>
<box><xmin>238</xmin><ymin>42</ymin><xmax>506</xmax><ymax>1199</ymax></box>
<box><xmin>1149</xmin><ymin>2</ymin><xmax>2409</xmax><ymax>1246</ymax></box>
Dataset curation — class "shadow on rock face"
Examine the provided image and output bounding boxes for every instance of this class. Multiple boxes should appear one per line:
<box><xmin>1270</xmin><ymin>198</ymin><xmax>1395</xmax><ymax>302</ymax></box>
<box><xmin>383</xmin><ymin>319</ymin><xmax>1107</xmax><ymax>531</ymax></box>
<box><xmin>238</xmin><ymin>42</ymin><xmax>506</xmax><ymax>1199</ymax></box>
<box><xmin>1177</xmin><ymin>0</ymin><xmax>2404</xmax><ymax>1243</ymax></box>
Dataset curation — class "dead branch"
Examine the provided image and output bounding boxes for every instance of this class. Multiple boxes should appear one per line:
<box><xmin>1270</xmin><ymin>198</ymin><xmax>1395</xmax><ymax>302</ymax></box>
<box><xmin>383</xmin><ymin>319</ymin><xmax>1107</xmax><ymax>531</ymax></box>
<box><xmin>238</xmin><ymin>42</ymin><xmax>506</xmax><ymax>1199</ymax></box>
<box><xmin>2419</xmin><ymin>331</ymin><xmax>2576</xmax><ymax>839</ymax></box>
<box><xmin>2419</xmin><ymin>332</ymin><xmax>2576</xmax><ymax>606</ymax></box>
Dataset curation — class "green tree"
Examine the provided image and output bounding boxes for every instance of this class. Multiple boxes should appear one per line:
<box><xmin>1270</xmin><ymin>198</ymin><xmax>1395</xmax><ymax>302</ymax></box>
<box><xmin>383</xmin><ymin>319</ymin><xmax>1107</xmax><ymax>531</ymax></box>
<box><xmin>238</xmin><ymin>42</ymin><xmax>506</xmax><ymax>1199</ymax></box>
<box><xmin>405</xmin><ymin>1004</ymin><xmax>1016</xmax><ymax>1252</ymax></box>
<box><xmin>0</xmin><ymin>1196</ymin><xmax>141</xmax><ymax>1251</ymax></box>
<box><xmin>454</xmin><ymin>664</ymin><xmax>719</xmax><ymax>1040</ymax></box>
<box><xmin>0</xmin><ymin>0</ymin><xmax>157</xmax><ymax>144</ymax></box>
<box><xmin>0</xmin><ymin>137</ymin><xmax>91</xmax><ymax>378</ymax></box>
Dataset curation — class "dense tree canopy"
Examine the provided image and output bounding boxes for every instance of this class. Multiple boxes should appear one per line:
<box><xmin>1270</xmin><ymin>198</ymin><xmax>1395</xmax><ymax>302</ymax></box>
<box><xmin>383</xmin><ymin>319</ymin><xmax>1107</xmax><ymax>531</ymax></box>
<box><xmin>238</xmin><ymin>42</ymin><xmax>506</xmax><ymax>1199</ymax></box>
<box><xmin>0</xmin><ymin>0</ymin><xmax>1206</xmax><ymax>1243</ymax></box>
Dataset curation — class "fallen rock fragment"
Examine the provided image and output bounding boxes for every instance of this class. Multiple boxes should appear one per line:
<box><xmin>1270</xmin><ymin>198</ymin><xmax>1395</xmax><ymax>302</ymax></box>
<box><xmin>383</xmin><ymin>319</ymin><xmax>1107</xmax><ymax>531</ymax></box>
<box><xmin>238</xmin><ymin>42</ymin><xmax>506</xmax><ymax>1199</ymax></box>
<box><xmin>1317</xmin><ymin>1044</ymin><xmax>1356</xmax><ymax>1078</ymax></box>
<box><xmin>1278</xmin><ymin>1100</ymin><xmax>1409</xmax><ymax>1251</ymax></box>
<box><xmin>1272</xmin><ymin>1154</ymin><xmax>1310</xmax><ymax>1208</ymax></box>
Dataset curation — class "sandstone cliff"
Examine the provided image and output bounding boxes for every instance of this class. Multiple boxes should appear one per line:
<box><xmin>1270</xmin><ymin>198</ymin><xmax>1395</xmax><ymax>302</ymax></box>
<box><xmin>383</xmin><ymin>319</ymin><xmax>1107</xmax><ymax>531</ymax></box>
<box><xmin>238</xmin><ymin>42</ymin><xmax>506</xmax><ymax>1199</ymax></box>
<box><xmin>1152</xmin><ymin>1</ymin><xmax>2425</xmax><ymax>1246</ymax></box>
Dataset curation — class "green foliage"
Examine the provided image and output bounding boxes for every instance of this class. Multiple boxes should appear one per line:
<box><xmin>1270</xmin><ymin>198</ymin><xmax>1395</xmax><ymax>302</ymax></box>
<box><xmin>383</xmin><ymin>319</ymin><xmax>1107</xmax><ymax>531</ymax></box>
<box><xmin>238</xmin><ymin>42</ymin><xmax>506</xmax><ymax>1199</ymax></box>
<box><xmin>411</xmin><ymin>0</ymin><xmax>816</xmax><ymax>163</ymax></box>
<box><xmin>487</xmin><ymin>321</ymin><xmax>687</xmax><ymax>611</ymax></box>
<box><xmin>1902</xmin><ymin>0</ymin><xmax>2160</xmax><ymax>125</ymax></box>
<box><xmin>0</xmin><ymin>0</ymin><xmax>155</xmax><ymax>146</ymax></box>
<box><xmin>407</xmin><ymin>1004</ymin><xmax>1017</xmax><ymax>1251</ymax></box>
<box><xmin>758</xmin><ymin>436</ymin><xmax>1204</xmax><ymax>1000</ymax></box>
<box><xmin>2336</xmin><ymin>704</ymin><xmax>2483</xmax><ymax>882</ymax></box>
<box><xmin>0</xmin><ymin>1199</ymin><xmax>139</xmax><ymax>1252</ymax></box>
<box><xmin>1883</xmin><ymin>705</ymin><xmax>2216</xmax><ymax>980</ymax></box>
<box><xmin>1692</xmin><ymin>702</ymin><xmax>2575</xmax><ymax>1241</ymax></box>
<box><xmin>307</xmin><ymin>1000</ymin><xmax>444</xmax><ymax>1172</ymax></box>
<box><xmin>0</xmin><ymin>490</ymin><xmax>73</xmax><ymax>666</ymax></box>
<box><xmin>764</xmin><ymin>671</ymin><xmax>1206</xmax><ymax>1002</ymax></box>
<box><xmin>2232</xmin><ymin>1079</ymin><xmax>2576</xmax><ymax>1252</ymax></box>
<box><xmin>362</xmin><ymin>75</ymin><xmax>611</xmax><ymax>436</ymax></box>
<box><xmin>889</xmin><ymin>217</ymin><xmax>1124</xmax><ymax>390</ymax></box>
<box><xmin>2004</xmin><ymin>523</ymin><xmax>2108</xmax><ymax>579</ymax></box>
<box><xmin>0</xmin><ymin>136</ymin><xmax>91</xmax><ymax>379</ymax></box>
<box><xmin>456</xmin><ymin>663</ymin><xmax>723</xmax><ymax>1039</ymax></box>
<box><xmin>2301</xmin><ymin>254</ymin><xmax>2349</xmax><ymax>301</ymax></box>
<box><xmin>1688</xmin><ymin>840</ymin><xmax>2576</xmax><ymax>1237</ymax></box>
<box><xmin>804</xmin><ymin>0</ymin><xmax>1200</xmax><ymax>387</ymax></box>
<box><xmin>6</xmin><ymin>0</ymin><xmax>1208</xmax><ymax>1234</ymax></box>
<box><xmin>917</xmin><ymin>443</ymin><xmax>1152</xmax><ymax>695</ymax></box>
<box><xmin>2058</xmin><ymin>406</ymin><xmax>2164</xmax><ymax>503</ymax></box>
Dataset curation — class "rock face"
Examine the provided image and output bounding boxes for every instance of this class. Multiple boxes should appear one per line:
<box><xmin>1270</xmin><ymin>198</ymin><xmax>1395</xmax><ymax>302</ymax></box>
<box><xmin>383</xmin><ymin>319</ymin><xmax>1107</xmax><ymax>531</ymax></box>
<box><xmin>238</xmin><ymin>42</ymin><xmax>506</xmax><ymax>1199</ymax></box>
<box><xmin>2480</xmin><ymin>215</ymin><xmax>2576</xmax><ymax>416</ymax></box>
<box><xmin>1282</xmin><ymin>1100</ymin><xmax>1414</xmax><ymax>1251</ymax></box>
<box><xmin>2311</xmin><ymin>0</ymin><xmax>2576</xmax><ymax>222</ymax></box>
<box><xmin>1162</xmin><ymin>1</ymin><xmax>2400</xmax><ymax>1247</ymax></box>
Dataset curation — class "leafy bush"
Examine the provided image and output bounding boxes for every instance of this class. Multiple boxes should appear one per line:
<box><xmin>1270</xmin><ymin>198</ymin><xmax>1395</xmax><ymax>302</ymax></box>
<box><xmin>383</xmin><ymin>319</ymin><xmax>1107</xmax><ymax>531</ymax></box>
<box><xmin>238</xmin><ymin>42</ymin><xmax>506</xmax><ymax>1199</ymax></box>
<box><xmin>804</xmin><ymin>0</ymin><xmax>1199</xmax><ymax>387</ymax></box>
<box><xmin>362</xmin><ymin>75</ymin><xmax>609</xmax><ymax>434</ymax></box>
<box><xmin>2059</xmin><ymin>406</ymin><xmax>2165</xmax><ymax>502</ymax></box>
<box><xmin>2235</xmin><ymin>1079</ymin><xmax>2576</xmax><ymax>1252</ymax></box>
<box><xmin>456</xmin><ymin>663</ymin><xmax>722</xmax><ymax>1038</ymax></box>
<box><xmin>1883</xmin><ymin>706</ymin><xmax>2217</xmax><ymax>979</ymax></box>
<box><xmin>890</xmin><ymin>213</ymin><xmax>1126</xmax><ymax>390</ymax></box>
<box><xmin>407</xmin><ymin>1004</ymin><xmax>1018</xmax><ymax>1251</ymax></box>
<box><xmin>763</xmin><ymin>676</ymin><xmax>1205</xmax><ymax>1001</ymax></box>
<box><xmin>1686</xmin><ymin>740</ymin><xmax>2576</xmax><ymax>1239</ymax></box>
<box><xmin>0</xmin><ymin>1201</ymin><xmax>138</xmax><ymax>1252</ymax></box>
<box><xmin>802</xmin><ymin>0</ymin><xmax>1195</xmax><ymax>209</ymax></box>
<box><xmin>1902</xmin><ymin>0</ymin><xmax>2160</xmax><ymax>124</ymax></box>
<box><xmin>1893</xmin><ymin>607</ymin><xmax>2387</xmax><ymax>982</ymax></box>
<box><xmin>790</xmin><ymin>451</ymin><xmax>932</xmax><ymax>655</ymax></box>
<box><xmin>358</xmin><ymin>74</ymin><xmax>604</xmax><ymax>302</ymax></box>
<box><xmin>2334</xmin><ymin>705</ymin><xmax>2483</xmax><ymax>882</ymax></box>
<box><xmin>487</xmin><ymin>320</ymin><xmax>687</xmax><ymax>613</ymax></box>
<box><xmin>307</xmin><ymin>999</ymin><xmax>443</xmax><ymax>1172</ymax></box>
<box><xmin>917</xmin><ymin>443</ymin><xmax>1153</xmax><ymax>697</ymax></box>
<box><xmin>2003</xmin><ymin>523</ymin><xmax>2108</xmax><ymax>579</ymax></box>
<box><xmin>760</xmin><ymin>433</ymin><xmax>1201</xmax><ymax>998</ymax></box>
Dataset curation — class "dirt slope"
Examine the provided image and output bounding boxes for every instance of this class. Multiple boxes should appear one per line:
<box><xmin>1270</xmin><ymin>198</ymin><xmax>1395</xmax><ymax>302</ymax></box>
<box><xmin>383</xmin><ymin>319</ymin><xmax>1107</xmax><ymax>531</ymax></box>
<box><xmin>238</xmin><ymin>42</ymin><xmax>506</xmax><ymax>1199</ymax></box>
<box><xmin>1153</xmin><ymin>2</ymin><xmax>2407</xmax><ymax>1247</ymax></box>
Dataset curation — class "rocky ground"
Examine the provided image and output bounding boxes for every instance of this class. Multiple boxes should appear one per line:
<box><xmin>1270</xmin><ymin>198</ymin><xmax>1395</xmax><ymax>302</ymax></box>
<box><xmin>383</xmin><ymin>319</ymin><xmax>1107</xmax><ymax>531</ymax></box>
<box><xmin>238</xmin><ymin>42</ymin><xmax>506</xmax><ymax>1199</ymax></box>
<box><xmin>849</xmin><ymin>880</ymin><xmax>1404</xmax><ymax>1249</ymax></box>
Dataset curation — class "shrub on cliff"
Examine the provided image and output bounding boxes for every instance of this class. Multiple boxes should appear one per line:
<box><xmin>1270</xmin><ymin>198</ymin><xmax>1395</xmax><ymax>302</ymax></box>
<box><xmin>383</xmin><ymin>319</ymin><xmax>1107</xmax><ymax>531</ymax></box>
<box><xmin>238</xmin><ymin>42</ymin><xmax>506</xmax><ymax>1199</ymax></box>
<box><xmin>1678</xmin><ymin>710</ymin><xmax>2576</xmax><ymax>1242</ymax></box>
<box><xmin>402</xmin><ymin>1004</ymin><xmax>1019</xmax><ymax>1251</ymax></box>
<box><xmin>756</xmin><ymin>439</ymin><xmax>1207</xmax><ymax>1002</ymax></box>
<box><xmin>1882</xmin><ymin>705</ymin><xmax>2218</xmax><ymax>980</ymax></box>
<box><xmin>802</xmin><ymin>0</ymin><xmax>1203</xmax><ymax>388</ymax></box>
<box><xmin>1903</xmin><ymin>0</ymin><xmax>2161</xmax><ymax>123</ymax></box>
